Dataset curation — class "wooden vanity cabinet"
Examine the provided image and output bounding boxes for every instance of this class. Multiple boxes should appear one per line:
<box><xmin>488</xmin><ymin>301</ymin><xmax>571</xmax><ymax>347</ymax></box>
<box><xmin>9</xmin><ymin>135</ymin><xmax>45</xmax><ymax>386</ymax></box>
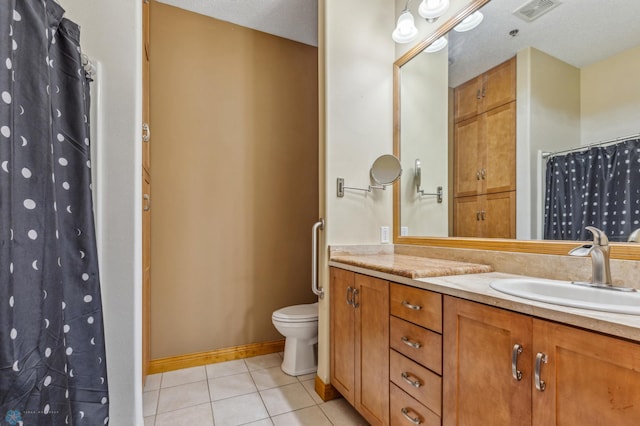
<box><xmin>389</xmin><ymin>284</ymin><xmax>443</xmax><ymax>425</ymax></box>
<box><xmin>444</xmin><ymin>296</ymin><xmax>640</xmax><ymax>425</ymax></box>
<box><xmin>330</xmin><ymin>267</ymin><xmax>389</xmax><ymax>426</ymax></box>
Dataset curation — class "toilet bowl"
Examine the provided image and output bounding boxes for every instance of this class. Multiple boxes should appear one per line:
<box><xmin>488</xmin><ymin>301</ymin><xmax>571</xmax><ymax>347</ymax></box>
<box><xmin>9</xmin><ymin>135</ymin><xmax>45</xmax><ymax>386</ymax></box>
<box><xmin>272</xmin><ymin>302</ymin><xmax>318</xmax><ymax>376</ymax></box>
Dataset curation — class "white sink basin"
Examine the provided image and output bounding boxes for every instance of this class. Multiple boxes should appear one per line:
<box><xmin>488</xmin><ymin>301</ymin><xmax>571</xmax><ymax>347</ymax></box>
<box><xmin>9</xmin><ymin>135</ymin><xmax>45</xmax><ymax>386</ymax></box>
<box><xmin>490</xmin><ymin>278</ymin><xmax>640</xmax><ymax>315</ymax></box>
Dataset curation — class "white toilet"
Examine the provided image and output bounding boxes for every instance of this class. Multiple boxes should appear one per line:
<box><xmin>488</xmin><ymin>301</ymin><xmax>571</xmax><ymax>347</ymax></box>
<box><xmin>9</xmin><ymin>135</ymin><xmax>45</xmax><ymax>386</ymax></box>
<box><xmin>272</xmin><ymin>302</ymin><xmax>319</xmax><ymax>376</ymax></box>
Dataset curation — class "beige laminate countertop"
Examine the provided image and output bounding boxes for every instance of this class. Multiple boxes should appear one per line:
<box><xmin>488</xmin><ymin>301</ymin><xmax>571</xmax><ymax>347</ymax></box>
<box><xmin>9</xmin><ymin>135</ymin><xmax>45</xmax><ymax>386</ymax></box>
<box><xmin>329</xmin><ymin>254</ymin><xmax>640</xmax><ymax>343</ymax></box>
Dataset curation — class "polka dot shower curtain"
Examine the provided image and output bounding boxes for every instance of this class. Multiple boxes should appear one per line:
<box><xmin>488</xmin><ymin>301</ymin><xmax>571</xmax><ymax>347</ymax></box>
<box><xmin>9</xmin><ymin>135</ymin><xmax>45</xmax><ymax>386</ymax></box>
<box><xmin>544</xmin><ymin>138</ymin><xmax>640</xmax><ymax>242</ymax></box>
<box><xmin>0</xmin><ymin>1</ymin><xmax>109</xmax><ymax>424</ymax></box>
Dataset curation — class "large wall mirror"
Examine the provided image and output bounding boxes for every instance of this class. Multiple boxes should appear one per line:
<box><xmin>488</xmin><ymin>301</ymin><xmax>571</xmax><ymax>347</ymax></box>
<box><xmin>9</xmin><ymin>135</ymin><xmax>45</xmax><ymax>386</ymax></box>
<box><xmin>393</xmin><ymin>0</ymin><xmax>640</xmax><ymax>259</ymax></box>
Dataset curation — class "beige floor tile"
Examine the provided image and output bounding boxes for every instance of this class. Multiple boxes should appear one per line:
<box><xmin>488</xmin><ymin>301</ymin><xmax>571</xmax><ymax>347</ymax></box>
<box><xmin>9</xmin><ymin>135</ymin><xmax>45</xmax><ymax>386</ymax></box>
<box><xmin>212</xmin><ymin>392</ymin><xmax>269</xmax><ymax>426</ymax></box>
<box><xmin>208</xmin><ymin>372</ymin><xmax>257</xmax><ymax>401</ymax></box>
<box><xmin>245</xmin><ymin>353</ymin><xmax>283</xmax><ymax>371</ymax></box>
<box><xmin>144</xmin><ymin>415</ymin><xmax>155</xmax><ymax>426</ymax></box>
<box><xmin>320</xmin><ymin>399</ymin><xmax>369</xmax><ymax>425</ymax></box>
<box><xmin>260</xmin><ymin>382</ymin><xmax>315</xmax><ymax>417</ymax></box>
<box><xmin>155</xmin><ymin>403</ymin><xmax>214</xmax><ymax>426</ymax></box>
<box><xmin>157</xmin><ymin>380</ymin><xmax>210</xmax><ymax>414</ymax></box>
<box><xmin>144</xmin><ymin>373</ymin><xmax>162</xmax><ymax>392</ymax></box>
<box><xmin>272</xmin><ymin>406</ymin><xmax>333</xmax><ymax>426</ymax></box>
<box><xmin>143</xmin><ymin>390</ymin><xmax>159</xmax><ymax>417</ymax></box>
<box><xmin>205</xmin><ymin>359</ymin><xmax>248</xmax><ymax>379</ymax></box>
<box><xmin>251</xmin><ymin>366</ymin><xmax>298</xmax><ymax>390</ymax></box>
<box><xmin>301</xmin><ymin>379</ymin><xmax>324</xmax><ymax>405</ymax></box>
<box><xmin>161</xmin><ymin>366</ymin><xmax>206</xmax><ymax>388</ymax></box>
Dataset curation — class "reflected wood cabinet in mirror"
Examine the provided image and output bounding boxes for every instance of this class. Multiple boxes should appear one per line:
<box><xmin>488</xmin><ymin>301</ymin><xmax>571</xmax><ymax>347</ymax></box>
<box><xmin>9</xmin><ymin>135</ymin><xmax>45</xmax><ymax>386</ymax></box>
<box><xmin>454</xmin><ymin>57</ymin><xmax>516</xmax><ymax>238</ymax></box>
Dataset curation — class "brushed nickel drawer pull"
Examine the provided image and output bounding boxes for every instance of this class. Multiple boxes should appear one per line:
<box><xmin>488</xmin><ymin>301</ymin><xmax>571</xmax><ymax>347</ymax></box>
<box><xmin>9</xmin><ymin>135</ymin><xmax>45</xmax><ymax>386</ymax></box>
<box><xmin>512</xmin><ymin>344</ymin><xmax>523</xmax><ymax>381</ymax></box>
<box><xmin>401</xmin><ymin>372</ymin><xmax>422</xmax><ymax>388</ymax></box>
<box><xmin>401</xmin><ymin>336</ymin><xmax>422</xmax><ymax>349</ymax></box>
<box><xmin>535</xmin><ymin>352</ymin><xmax>548</xmax><ymax>392</ymax></box>
<box><xmin>401</xmin><ymin>300</ymin><xmax>422</xmax><ymax>311</ymax></box>
<box><xmin>401</xmin><ymin>408</ymin><xmax>422</xmax><ymax>425</ymax></box>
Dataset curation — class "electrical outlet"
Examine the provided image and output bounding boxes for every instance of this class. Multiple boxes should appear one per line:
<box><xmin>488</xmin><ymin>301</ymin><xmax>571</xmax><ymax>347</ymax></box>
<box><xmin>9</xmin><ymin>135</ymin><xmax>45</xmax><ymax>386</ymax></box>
<box><xmin>400</xmin><ymin>226</ymin><xmax>409</xmax><ymax>236</ymax></box>
<box><xmin>380</xmin><ymin>226</ymin><xmax>390</xmax><ymax>244</ymax></box>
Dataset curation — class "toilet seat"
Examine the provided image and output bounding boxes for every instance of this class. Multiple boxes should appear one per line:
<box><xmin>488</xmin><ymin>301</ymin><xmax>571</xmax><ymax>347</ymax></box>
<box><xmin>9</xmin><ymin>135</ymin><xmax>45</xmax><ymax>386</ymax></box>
<box><xmin>272</xmin><ymin>303</ymin><xmax>318</xmax><ymax>323</ymax></box>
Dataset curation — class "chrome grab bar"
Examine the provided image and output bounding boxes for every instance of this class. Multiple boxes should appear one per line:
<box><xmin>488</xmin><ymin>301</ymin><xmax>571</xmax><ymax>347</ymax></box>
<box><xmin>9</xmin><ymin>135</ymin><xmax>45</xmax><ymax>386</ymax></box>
<box><xmin>312</xmin><ymin>219</ymin><xmax>325</xmax><ymax>298</ymax></box>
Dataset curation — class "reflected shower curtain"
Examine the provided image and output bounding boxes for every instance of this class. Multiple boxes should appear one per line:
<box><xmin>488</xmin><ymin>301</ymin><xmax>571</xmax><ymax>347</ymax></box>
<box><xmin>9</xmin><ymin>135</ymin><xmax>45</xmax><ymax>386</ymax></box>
<box><xmin>544</xmin><ymin>139</ymin><xmax>640</xmax><ymax>242</ymax></box>
<box><xmin>0</xmin><ymin>1</ymin><xmax>109</xmax><ymax>424</ymax></box>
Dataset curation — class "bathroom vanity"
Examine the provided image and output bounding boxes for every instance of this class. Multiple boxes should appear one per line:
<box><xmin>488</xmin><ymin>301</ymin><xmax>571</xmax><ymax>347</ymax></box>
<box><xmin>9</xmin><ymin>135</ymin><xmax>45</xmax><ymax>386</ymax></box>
<box><xmin>328</xmin><ymin>253</ymin><xmax>640</xmax><ymax>426</ymax></box>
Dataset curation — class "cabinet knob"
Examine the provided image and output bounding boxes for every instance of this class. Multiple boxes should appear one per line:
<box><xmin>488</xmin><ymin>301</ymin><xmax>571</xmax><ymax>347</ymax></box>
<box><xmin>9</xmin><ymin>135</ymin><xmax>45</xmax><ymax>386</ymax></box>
<box><xmin>512</xmin><ymin>344</ymin><xmax>523</xmax><ymax>381</ymax></box>
<box><xmin>535</xmin><ymin>352</ymin><xmax>548</xmax><ymax>391</ymax></box>
<box><xmin>401</xmin><ymin>408</ymin><xmax>423</xmax><ymax>425</ymax></box>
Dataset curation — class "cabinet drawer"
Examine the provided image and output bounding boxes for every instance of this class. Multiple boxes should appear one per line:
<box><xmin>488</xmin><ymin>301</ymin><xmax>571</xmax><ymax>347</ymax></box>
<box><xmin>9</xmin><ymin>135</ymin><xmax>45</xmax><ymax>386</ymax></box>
<box><xmin>390</xmin><ymin>316</ymin><xmax>442</xmax><ymax>374</ymax></box>
<box><xmin>390</xmin><ymin>350</ymin><xmax>442</xmax><ymax>417</ymax></box>
<box><xmin>390</xmin><ymin>283</ymin><xmax>442</xmax><ymax>332</ymax></box>
<box><xmin>390</xmin><ymin>383</ymin><xmax>440</xmax><ymax>426</ymax></box>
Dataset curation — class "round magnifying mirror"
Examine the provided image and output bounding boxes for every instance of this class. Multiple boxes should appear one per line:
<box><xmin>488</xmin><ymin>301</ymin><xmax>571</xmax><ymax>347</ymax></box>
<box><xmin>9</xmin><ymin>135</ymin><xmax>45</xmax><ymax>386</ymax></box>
<box><xmin>370</xmin><ymin>154</ymin><xmax>402</xmax><ymax>185</ymax></box>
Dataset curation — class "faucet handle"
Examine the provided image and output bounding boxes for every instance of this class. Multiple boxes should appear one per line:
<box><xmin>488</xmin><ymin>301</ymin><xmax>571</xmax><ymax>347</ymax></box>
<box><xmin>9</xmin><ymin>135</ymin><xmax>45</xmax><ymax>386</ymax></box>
<box><xmin>585</xmin><ymin>226</ymin><xmax>609</xmax><ymax>246</ymax></box>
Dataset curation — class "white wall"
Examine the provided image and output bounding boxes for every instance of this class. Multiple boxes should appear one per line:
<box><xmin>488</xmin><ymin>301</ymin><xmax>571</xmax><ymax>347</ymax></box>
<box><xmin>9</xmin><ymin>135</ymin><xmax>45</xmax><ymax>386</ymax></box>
<box><xmin>60</xmin><ymin>1</ymin><xmax>143</xmax><ymax>424</ymax></box>
<box><xmin>400</xmin><ymin>48</ymin><xmax>449</xmax><ymax>236</ymax></box>
<box><xmin>581</xmin><ymin>45</ymin><xmax>640</xmax><ymax>144</ymax></box>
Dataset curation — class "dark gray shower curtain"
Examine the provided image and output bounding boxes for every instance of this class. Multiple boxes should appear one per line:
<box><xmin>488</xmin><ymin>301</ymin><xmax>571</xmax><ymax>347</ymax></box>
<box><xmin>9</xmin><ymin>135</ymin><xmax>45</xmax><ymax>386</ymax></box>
<box><xmin>544</xmin><ymin>139</ymin><xmax>640</xmax><ymax>242</ymax></box>
<box><xmin>0</xmin><ymin>1</ymin><xmax>109</xmax><ymax>424</ymax></box>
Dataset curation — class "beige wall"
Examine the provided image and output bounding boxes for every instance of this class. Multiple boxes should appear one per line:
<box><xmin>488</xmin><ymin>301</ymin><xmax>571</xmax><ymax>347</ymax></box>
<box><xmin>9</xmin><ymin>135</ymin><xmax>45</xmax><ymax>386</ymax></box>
<box><xmin>150</xmin><ymin>2</ymin><xmax>319</xmax><ymax>358</ymax></box>
<box><xmin>581</xmin><ymin>45</ymin><xmax>640</xmax><ymax>144</ymax></box>
<box><xmin>516</xmin><ymin>47</ymin><xmax>581</xmax><ymax>239</ymax></box>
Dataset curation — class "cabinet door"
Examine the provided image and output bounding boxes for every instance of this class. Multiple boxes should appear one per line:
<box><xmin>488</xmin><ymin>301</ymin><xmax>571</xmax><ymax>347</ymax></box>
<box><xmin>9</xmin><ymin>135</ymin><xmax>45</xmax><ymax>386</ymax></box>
<box><xmin>454</xmin><ymin>77</ymin><xmax>481</xmax><ymax>123</ymax></box>
<box><xmin>330</xmin><ymin>267</ymin><xmax>356</xmax><ymax>405</ymax></box>
<box><xmin>454</xmin><ymin>116</ymin><xmax>483</xmax><ymax>197</ymax></box>
<box><xmin>355</xmin><ymin>274</ymin><xmax>389</xmax><ymax>426</ymax></box>
<box><xmin>483</xmin><ymin>191</ymin><xmax>516</xmax><ymax>239</ymax></box>
<box><xmin>454</xmin><ymin>195</ymin><xmax>480</xmax><ymax>237</ymax></box>
<box><xmin>483</xmin><ymin>102</ymin><xmax>516</xmax><ymax>194</ymax></box>
<box><xmin>443</xmin><ymin>297</ymin><xmax>532</xmax><ymax>426</ymax></box>
<box><xmin>532</xmin><ymin>319</ymin><xmax>640</xmax><ymax>425</ymax></box>
<box><xmin>482</xmin><ymin>57</ymin><xmax>516</xmax><ymax>112</ymax></box>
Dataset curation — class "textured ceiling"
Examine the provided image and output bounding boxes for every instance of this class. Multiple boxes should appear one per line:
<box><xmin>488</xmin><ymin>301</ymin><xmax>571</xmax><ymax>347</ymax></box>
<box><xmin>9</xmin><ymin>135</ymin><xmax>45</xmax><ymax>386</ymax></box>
<box><xmin>446</xmin><ymin>0</ymin><xmax>640</xmax><ymax>87</ymax></box>
<box><xmin>155</xmin><ymin>0</ymin><xmax>318</xmax><ymax>46</ymax></box>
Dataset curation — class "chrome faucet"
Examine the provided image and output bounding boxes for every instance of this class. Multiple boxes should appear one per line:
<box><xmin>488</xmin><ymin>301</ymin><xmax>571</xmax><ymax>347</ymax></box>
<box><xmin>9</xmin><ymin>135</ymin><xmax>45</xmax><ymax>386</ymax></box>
<box><xmin>568</xmin><ymin>226</ymin><xmax>612</xmax><ymax>287</ymax></box>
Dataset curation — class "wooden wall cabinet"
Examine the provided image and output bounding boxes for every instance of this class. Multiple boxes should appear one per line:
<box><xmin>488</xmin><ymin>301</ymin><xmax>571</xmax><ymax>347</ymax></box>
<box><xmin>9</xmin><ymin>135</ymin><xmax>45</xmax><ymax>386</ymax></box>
<box><xmin>444</xmin><ymin>296</ymin><xmax>640</xmax><ymax>425</ymax></box>
<box><xmin>453</xmin><ymin>192</ymin><xmax>516</xmax><ymax>239</ymax></box>
<box><xmin>454</xmin><ymin>58</ymin><xmax>516</xmax><ymax>124</ymax></box>
<box><xmin>330</xmin><ymin>268</ymin><xmax>389</xmax><ymax>426</ymax></box>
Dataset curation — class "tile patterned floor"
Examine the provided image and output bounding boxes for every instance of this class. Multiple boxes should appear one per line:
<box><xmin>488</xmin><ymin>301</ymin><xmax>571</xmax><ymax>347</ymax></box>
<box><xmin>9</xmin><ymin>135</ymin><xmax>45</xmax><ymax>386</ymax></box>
<box><xmin>143</xmin><ymin>353</ymin><xmax>369</xmax><ymax>426</ymax></box>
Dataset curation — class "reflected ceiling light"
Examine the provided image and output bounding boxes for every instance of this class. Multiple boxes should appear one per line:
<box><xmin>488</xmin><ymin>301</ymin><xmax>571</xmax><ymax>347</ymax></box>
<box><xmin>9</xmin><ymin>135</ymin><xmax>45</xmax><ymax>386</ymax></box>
<box><xmin>392</xmin><ymin>10</ymin><xmax>419</xmax><ymax>44</ymax></box>
<box><xmin>453</xmin><ymin>11</ymin><xmax>484</xmax><ymax>32</ymax></box>
<box><xmin>424</xmin><ymin>36</ymin><xmax>448</xmax><ymax>53</ymax></box>
<box><xmin>418</xmin><ymin>0</ymin><xmax>450</xmax><ymax>23</ymax></box>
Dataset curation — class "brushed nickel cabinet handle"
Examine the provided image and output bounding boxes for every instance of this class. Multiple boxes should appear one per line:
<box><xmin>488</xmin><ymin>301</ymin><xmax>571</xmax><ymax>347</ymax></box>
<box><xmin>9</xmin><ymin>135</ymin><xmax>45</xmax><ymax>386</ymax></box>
<box><xmin>143</xmin><ymin>194</ymin><xmax>151</xmax><ymax>211</ymax></box>
<box><xmin>401</xmin><ymin>372</ymin><xmax>422</xmax><ymax>388</ymax></box>
<box><xmin>352</xmin><ymin>288</ymin><xmax>359</xmax><ymax>308</ymax></box>
<box><xmin>346</xmin><ymin>286</ymin><xmax>353</xmax><ymax>306</ymax></box>
<box><xmin>401</xmin><ymin>300</ymin><xmax>422</xmax><ymax>311</ymax></box>
<box><xmin>512</xmin><ymin>344</ymin><xmax>523</xmax><ymax>381</ymax></box>
<box><xmin>401</xmin><ymin>336</ymin><xmax>422</xmax><ymax>349</ymax></box>
<box><xmin>535</xmin><ymin>352</ymin><xmax>548</xmax><ymax>391</ymax></box>
<box><xmin>401</xmin><ymin>408</ymin><xmax>422</xmax><ymax>425</ymax></box>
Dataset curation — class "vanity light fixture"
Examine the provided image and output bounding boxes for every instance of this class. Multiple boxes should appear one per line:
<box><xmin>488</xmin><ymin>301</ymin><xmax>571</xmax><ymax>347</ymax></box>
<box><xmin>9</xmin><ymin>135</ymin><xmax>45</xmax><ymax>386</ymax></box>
<box><xmin>424</xmin><ymin>36</ymin><xmax>448</xmax><ymax>53</ymax></box>
<box><xmin>418</xmin><ymin>0</ymin><xmax>450</xmax><ymax>23</ymax></box>
<box><xmin>453</xmin><ymin>10</ymin><xmax>484</xmax><ymax>32</ymax></box>
<box><xmin>392</xmin><ymin>9</ymin><xmax>419</xmax><ymax>44</ymax></box>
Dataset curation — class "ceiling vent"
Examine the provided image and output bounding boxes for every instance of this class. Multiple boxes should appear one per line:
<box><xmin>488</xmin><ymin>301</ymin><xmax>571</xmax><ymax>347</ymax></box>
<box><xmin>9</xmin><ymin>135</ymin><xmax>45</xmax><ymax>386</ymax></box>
<box><xmin>513</xmin><ymin>0</ymin><xmax>562</xmax><ymax>22</ymax></box>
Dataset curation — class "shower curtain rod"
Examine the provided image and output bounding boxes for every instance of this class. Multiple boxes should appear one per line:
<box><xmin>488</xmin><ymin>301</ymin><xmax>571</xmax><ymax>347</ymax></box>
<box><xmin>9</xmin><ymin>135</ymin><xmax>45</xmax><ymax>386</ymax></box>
<box><xmin>541</xmin><ymin>132</ymin><xmax>640</xmax><ymax>159</ymax></box>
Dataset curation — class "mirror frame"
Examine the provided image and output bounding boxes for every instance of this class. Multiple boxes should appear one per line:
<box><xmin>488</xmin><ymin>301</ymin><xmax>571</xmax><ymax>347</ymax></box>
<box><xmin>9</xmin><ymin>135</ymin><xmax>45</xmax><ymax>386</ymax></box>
<box><xmin>392</xmin><ymin>0</ymin><xmax>640</xmax><ymax>261</ymax></box>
